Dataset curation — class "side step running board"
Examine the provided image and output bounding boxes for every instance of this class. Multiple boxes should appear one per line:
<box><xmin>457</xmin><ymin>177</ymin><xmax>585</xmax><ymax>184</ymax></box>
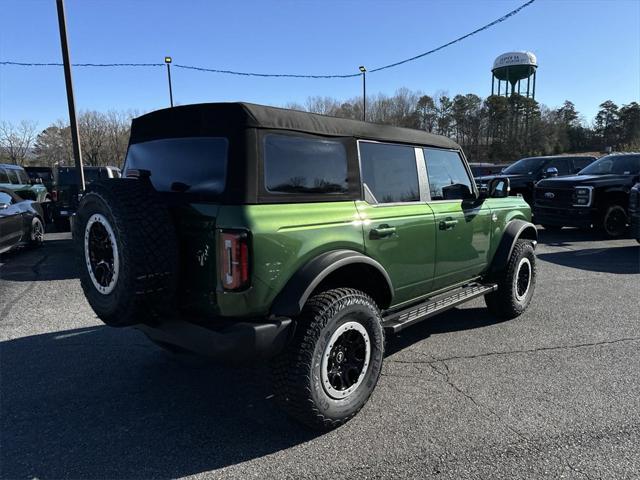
<box><xmin>382</xmin><ymin>283</ymin><xmax>498</xmax><ymax>334</ymax></box>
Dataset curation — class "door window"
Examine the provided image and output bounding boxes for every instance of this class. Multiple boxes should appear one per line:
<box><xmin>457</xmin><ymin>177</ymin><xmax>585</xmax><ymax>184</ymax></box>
<box><xmin>6</xmin><ymin>170</ymin><xmax>19</xmax><ymax>184</ymax></box>
<box><xmin>546</xmin><ymin>158</ymin><xmax>571</xmax><ymax>175</ymax></box>
<box><xmin>359</xmin><ymin>142</ymin><xmax>419</xmax><ymax>203</ymax></box>
<box><xmin>423</xmin><ymin>148</ymin><xmax>473</xmax><ymax>200</ymax></box>
<box><xmin>0</xmin><ymin>169</ymin><xmax>8</xmax><ymax>184</ymax></box>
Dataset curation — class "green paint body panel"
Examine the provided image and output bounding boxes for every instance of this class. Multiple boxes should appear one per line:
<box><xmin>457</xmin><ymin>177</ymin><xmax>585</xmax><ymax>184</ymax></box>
<box><xmin>177</xmin><ymin>195</ymin><xmax>531</xmax><ymax>319</ymax></box>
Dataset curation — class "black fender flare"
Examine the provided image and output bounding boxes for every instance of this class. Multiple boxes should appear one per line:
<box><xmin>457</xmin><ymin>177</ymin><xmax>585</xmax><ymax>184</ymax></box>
<box><xmin>270</xmin><ymin>249</ymin><xmax>394</xmax><ymax>317</ymax></box>
<box><xmin>490</xmin><ymin>219</ymin><xmax>538</xmax><ymax>274</ymax></box>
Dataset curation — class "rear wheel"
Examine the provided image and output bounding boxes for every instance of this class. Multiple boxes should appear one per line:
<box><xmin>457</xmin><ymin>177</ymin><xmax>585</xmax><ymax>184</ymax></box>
<box><xmin>602</xmin><ymin>204</ymin><xmax>627</xmax><ymax>238</ymax></box>
<box><xmin>485</xmin><ymin>240</ymin><xmax>536</xmax><ymax>319</ymax></box>
<box><xmin>271</xmin><ymin>288</ymin><xmax>384</xmax><ymax>430</ymax></box>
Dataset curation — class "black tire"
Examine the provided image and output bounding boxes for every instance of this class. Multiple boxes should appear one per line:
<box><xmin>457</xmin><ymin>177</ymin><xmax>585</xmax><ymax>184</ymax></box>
<box><xmin>271</xmin><ymin>288</ymin><xmax>385</xmax><ymax>430</ymax></box>
<box><xmin>602</xmin><ymin>204</ymin><xmax>628</xmax><ymax>238</ymax></box>
<box><xmin>28</xmin><ymin>216</ymin><xmax>44</xmax><ymax>247</ymax></box>
<box><xmin>485</xmin><ymin>240</ymin><xmax>536</xmax><ymax>319</ymax></box>
<box><xmin>73</xmin><ymin>178</ymin><xmax>178</xmax><ymax>327</ymax></box>
<box><xmin>541</xmin><ymin>224</ymin><xmax>563</xmax><ymax>231</ymax></box>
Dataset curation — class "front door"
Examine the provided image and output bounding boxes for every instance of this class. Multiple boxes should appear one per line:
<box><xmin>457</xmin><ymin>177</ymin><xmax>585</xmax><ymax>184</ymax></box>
<box><xmin>356</xmin><ymin>142</ymin><xmax>436</xmax><ymax>306</ymax></box>
<box><xmin>422</xmin><ymin>148</ymin><xmax>492</xmax><ymax>290</ymax></box>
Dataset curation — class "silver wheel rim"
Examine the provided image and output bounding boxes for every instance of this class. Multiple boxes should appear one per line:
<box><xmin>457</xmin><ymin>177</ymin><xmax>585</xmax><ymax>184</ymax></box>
<box><xmin>84</xmin><ymin>213</ymin><xmax>120</xmax><ymax>295</ymax></box>
<box><xmin>31</xmin><ymin>218</ymin><xmax>44</xmax><ymax>243</ymax></box>
<box><xmin>514</xmin><ymin>257</ymin><xmax>532</xmax><ymax>302</ymax></box>
<box><xmin>321</xmin><ymin>321</ymin><xmax>371</xmax><ymax>400</ymax></box>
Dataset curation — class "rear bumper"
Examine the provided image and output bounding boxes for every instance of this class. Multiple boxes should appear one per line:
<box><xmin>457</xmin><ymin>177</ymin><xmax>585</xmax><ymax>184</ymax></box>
<box><xmin>533</xmin><ymin>205</ymin><xmax>596</xmax><ymax>228</ymax></box>
<box><xmin>136</xmin><ymin>317</ymin><xmax>293</xmax><ymax>364</ymax></box>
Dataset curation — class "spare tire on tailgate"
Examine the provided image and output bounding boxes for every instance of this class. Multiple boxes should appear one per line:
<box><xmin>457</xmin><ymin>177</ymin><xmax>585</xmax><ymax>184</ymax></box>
<box><xmin>74</xmin><ymin>178</ymin><xmax>178</xmax><ymax>326</ymax></box>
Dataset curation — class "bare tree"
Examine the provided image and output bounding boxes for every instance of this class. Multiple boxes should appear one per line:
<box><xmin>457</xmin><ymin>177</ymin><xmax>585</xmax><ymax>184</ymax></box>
<box><xmin>0</xmin><ymin>120</ymin><xmax>38</xmax><ymax>165</ymax></box>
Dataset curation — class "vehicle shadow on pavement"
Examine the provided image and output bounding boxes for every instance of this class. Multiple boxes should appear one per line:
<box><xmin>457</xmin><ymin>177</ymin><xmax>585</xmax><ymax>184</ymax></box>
<box><xmin>0</xmin><ymin>238</ymin><xmax>78</xmax><ymax>282</ymax></box>
<box><xmin>537</xmin><ymin>245</ymin><xmax>640</xmax><ymax>274</ymax></box>
<box><xmin>386</xmin><ymin>306</ymin><xmax>507</xmax><ymax>356</ymax></box>
<box><xmin>0</xmin><ymin>326</ymin><xmax>317</xmax><ymax>479</ymax></box>
<box><xmin>537</xmin><ymin>227</ymin><xmax>628</xmax><ymax>246</ymax></box>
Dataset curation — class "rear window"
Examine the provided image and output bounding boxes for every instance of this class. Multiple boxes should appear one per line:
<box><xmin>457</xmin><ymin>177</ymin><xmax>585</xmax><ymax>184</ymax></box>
<box><xmin>125</xmin><ymin>137</ymin><xmax>228</xmax><ymax>193</ymax></box>
<box><xmin>57</xmin><ymin>168</ymin><xmax>103</xmax><ymax>185</ymax></box>
<box><xmin>27</xmin><ymin>170</ymin><xmax>53</xmax><ymax>181</ymax></box>
<box><xmin>264</xmin><ymin>134</ymin><xmax>348</xmax><ymax>194</ymax></box>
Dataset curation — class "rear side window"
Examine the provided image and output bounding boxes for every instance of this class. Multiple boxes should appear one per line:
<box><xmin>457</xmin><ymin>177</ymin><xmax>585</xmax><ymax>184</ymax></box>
<box><xmin>360</xmin><ymin>142</ymin><xmax>419</xmax><ymax>203</ymax></box>
<box><xmin>17</xmin><ymin>169</ymin><xmax>30</xmax><ymax>184</ymax></box>
<box><xmin>572</xmin><ymin>157</ymin><xmax>594</xmax><ymax>171</ymax></box>
<box><xmin>0</xmin><ymin>169</ymin><xmax>8</xmax><ymax>183</ymax></box>
<box><xmin>424</xmin><ymin>148</ymin><xmax>473</xmax><ymax>200</ymax></box>
<box><xmin>6</xmin><ymin>169</ymin><xmax>19</xmax><ymax>184</ymax></box>
<box><xmin>125</xmin><ymin>137</ymin><xmax>228</xmax><ymax>193</ymax></box>
<box><xmin>264</xmin><ymin>134</ymin><xmax>348</xmax><ymax>194</ymax></box>
<box><xmin>546</xmin><ymin>158</ymin><xmax>571</xmax><ymax>175</ymax></box>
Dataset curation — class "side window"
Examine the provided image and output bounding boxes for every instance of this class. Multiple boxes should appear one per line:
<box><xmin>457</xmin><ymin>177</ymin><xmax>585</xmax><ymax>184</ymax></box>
<box><xmin>547</xmin><ymin>158</ymin><xmax>571</xmax><ymax>175</ymax></box>
<box><xmin>0</xmin><ymin>169</ymin><xmax>9</xmax><ymax>184</ymax></box>
<box><xmin>0</xmin><ymin>192</ymin><xmax>13</xmax><ymax>204</ymax></box>
<box><xmin>264</xmin><ymin>134</ymin><xmax>348</xmax><ymax>194</ymax></box>
<box><xmin>423</xmin><ymin>148</ymin><xmax>473</xmax><ymax>200</ymax></box>
<box><xmin>573</xmin><ymin>158</ymin><xmax>593</xmax><ymax>172</ymax></box>
<box><xmin>6</xmin><ymin>169</ymin><xmax>19</xmax><ymax>184</ymax></box>
<box><xmin>359</xmin><ymin>142</ymin><xmax>419</xmax><ymax>203</ymax></box>
<box><xmin>17</xmin><ymin>169</ymin><xmax>30</xmax><ymax>185</ymax></box>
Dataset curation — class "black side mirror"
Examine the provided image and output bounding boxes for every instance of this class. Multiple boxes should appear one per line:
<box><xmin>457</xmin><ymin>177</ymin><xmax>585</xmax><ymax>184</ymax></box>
<box><xmin>544</xmin><ymin>167</ymin><xmax>559</xmax><ymax>178</ymax></box>
<box><xmin>442</xmin><ymin>183</ymin><xmax>474</xmax><ymax>200</ymax></box>
<box><xmin>488</xmin><ymin>177</ymin><xmax>510</xmax><ymax>198</ymax></box>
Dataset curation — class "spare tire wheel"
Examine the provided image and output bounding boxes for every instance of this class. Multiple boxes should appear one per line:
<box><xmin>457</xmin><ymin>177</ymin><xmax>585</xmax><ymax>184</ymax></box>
<box><xmin>74</xmin><ymin>178</ymin><xmax>178</xmax><ymax>326</ymax></box>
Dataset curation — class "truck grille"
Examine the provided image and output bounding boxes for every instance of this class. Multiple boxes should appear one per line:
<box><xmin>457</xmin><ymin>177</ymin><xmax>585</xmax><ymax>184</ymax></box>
<box><xmin>534</xmin><ymin>187</ymin><xmax>574</xmax><ymax>207</ymax></box>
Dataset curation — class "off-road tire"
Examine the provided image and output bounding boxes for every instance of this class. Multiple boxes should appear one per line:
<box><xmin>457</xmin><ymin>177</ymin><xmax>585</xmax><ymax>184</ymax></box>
<box><xmin>74</xmin><ymin>178</ymin><xmax>178</xmax><ymax>327</ymax></box>
<box><xmin>602</xmin><ymin>204</ymin><xmax>628</xmax><ymax>238</ymax></box>
<box><xmin>485</xmin><ymin>240</ymin><xmax>536</xmax><ymax>319</ymax></box>
<box><xmin>271</xmin><ymin>288</ymin><xmax>385</xmax><ymax>430</ymax></box>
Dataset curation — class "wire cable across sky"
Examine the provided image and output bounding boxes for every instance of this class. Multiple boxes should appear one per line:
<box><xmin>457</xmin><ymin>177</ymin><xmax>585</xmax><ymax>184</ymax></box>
<box><xmin>1</xmin><ymin>0</ymin><xmax>536</xmax><ymax>79</ymax></box>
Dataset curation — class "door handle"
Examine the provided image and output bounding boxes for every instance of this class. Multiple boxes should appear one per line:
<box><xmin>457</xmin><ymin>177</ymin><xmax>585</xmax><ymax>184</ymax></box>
<box><xmin>439</xmin><ymin>218</ymin><xmax>459</xmax><ymax>230</ymax></box>
<box><xmin>370</xmin><ymin>224</ymin><xmax>397</xmax><ymax>239</ymax></box>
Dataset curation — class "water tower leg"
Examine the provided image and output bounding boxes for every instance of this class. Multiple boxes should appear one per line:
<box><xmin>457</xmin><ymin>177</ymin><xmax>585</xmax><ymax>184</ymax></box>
<box><xmin>532</xmin><ymin>71</ymin><xmax>536</xmax><ymax>100</ymax></box>
<box><xmin>491</xmin><ymin>76</ymin><xmax>494</xmax><ymax>96</ymax></box>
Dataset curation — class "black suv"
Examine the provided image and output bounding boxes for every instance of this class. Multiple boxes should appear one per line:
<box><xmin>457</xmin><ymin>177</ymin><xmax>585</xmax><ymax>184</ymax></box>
<box><xmin>630</xmin><ymin>182</ymin><xmax>640</xmax><ymax>243</ymax></box>
<box><xmin>476</xmin><ymin>155</ymin><xmax>597</xmax><ymax>205</ymax></box>
<box><xmin>534</xmin><ymin>153</ymin><xmax>640</xmax><ymax>236</ymax></box>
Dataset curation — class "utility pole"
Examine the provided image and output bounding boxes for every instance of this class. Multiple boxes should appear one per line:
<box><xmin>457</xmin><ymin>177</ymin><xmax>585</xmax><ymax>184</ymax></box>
<box><xmin>165</xmin><ymin>56</ymin><xmax>174</xmax><ymax>107</ymax></box>
<box><xmin>56</xmin><ymin>0</ymin><xmax>85</xmax><ymax>192</ymax></box>
<box><xmin>359</xmin><ymin>66</ymin><xmax>367</xmax><ymax>121</ymax></box>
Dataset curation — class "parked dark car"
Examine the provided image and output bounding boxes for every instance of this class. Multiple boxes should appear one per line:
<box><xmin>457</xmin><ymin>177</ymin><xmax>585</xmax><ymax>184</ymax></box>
<box><xmin>469</xmin><ymin>162</ymin><xmax>510</xmax><ymax>179</ymax></box>
<box><xmin>0</xmin><ymin>187</ymin><xmax>44</xmax><ymax>254</ymax></box>
<box><xmin>534</xmin><ymin>153</ymin><xmax>640</xmax><ymax>237</ymax></box>
<box><xmin>629</xmin><ymin>182</ymin><xmax>640</xmax><ymax>243</ymax></box>
<box><xmin>24</xmin><ymin>166</ymin><xmax>55</xmax><ymax>192</ymax></box>
<box><xmin>475</xmin><ymin>155</ymin><xmax>598</xmax><ymax>205</ymax></box>
<box><xmin>53</xmin><ymin>165</ymin><xmax>121</xmax><ymax>229</ymax></box>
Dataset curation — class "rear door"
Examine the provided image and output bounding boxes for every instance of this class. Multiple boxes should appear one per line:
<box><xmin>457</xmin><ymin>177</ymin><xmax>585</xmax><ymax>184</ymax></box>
<box><xmin>423</xmin><ymin>148</ymin><xmax>492</xmax><ymax>290</ymax></box>
<box><xmin>356</xmin><ymin>141</ymin><xmax>436</xmax><ymax>306</ymax></box>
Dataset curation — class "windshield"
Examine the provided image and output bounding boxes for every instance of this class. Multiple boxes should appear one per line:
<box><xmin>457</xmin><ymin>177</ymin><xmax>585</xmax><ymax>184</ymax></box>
<box><xmin>578</xmin><ymin>155</ymin><xmax>640</xmax><ymax>176</ymax></box>
<box><xmin>502</xmin><ymin>157</ymin><xmax>547</xmax><ymax>175</ymax></box>
<box><xmin>57</xmin><ymin>168</ymin><xmax>102</xmax><ymax>185</ymax></box>
<box><xmin>124</xmin><ymin>137</ymin><xmax>228</xmax><ymax>194</ymax></box>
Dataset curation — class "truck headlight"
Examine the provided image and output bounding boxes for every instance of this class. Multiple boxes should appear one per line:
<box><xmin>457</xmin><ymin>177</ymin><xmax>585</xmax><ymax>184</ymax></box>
<box><xmin>573</xmin><ymin>187</ymin><xmax>593</xmax><ymax>207</ymax></box>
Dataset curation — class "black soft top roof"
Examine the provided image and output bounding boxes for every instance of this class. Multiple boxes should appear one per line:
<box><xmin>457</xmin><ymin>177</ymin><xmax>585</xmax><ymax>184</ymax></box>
<box><xmin>130</xmin><ymin>102</ymin><xmax>460</xmax><ymax>150</ymax></box>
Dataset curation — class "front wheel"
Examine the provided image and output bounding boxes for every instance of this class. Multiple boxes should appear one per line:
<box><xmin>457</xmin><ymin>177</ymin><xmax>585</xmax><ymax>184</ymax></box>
<box><xmin>271</xmin><ymin>288</ymin><xmax>385</xmax><ymax>430</ymax></box>
<box><xmin>602</xmin><ymin>204</ymin><xmax>628</xmax><ymax>238</ymax></box>
<box><xmin>485</xmin><ymin>240</ymin><xmax>536</xmax><ymax>319</ymax></box>
<box><xmin>28</xmin><ymin>217</ymin><xmax>44</xmax><ymax>247</ymax></box>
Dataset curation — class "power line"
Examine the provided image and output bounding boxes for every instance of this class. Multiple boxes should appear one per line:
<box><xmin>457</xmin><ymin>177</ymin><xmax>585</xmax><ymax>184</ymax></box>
<box><xmin>0</xmin><ymin>0</ymin><xmax>536</xmax><ymax>79</ymax></box>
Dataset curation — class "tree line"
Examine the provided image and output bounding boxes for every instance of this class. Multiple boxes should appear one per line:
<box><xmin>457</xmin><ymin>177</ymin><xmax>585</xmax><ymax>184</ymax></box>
<box><xmin>1</xmin><ymin>90</ymin><xmax>638</xmax><ymax>167</ymax></box>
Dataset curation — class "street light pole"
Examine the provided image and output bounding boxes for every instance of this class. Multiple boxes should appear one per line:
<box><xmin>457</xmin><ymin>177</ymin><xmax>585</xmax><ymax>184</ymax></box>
<box><xmin>165</xmin><ymin>56</ymin><xmax>174</xmax><ymax>107</ymax></box>
<box><xmin>56</xmin><ymin>0</ymin><xmax>84</xmax><ymax>193</ymax></box>
<box><xmin>359</xmin><ymin>66</ymin><xmax>367</xmax><ymax>121</ymax></box>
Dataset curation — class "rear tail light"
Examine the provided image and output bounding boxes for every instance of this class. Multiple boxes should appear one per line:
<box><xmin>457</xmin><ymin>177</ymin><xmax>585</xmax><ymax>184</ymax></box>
<box><xmin>219</xmin><ymin>230</ymin><xmax>250</xmax><ymax>291</ymax></box>
<box><xmin>51</xmin><ymin>190</ymin><xmax>58</xmax><ymax>202</ymax></box>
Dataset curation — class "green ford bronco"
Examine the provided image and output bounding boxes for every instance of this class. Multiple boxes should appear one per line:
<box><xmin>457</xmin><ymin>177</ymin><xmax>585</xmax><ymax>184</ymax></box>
<box><xmin>75</xmin><ymin>103</ymin><xmax>537</xmax><ymax>429</ymax></box>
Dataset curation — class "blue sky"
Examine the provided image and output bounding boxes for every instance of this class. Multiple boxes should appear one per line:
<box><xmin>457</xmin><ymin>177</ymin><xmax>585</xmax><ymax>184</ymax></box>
<box><xmin>1</xmin><ymin>0</ymin><xmax>639</xmax><ymax>128</ymax></box>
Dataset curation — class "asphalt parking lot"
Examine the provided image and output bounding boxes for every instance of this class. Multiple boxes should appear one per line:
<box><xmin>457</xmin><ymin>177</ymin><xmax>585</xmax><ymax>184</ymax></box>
<box><xmin>1</xmin><ymin>230</ymin><xmax>639</xmax><ymax>479</ymax></box>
